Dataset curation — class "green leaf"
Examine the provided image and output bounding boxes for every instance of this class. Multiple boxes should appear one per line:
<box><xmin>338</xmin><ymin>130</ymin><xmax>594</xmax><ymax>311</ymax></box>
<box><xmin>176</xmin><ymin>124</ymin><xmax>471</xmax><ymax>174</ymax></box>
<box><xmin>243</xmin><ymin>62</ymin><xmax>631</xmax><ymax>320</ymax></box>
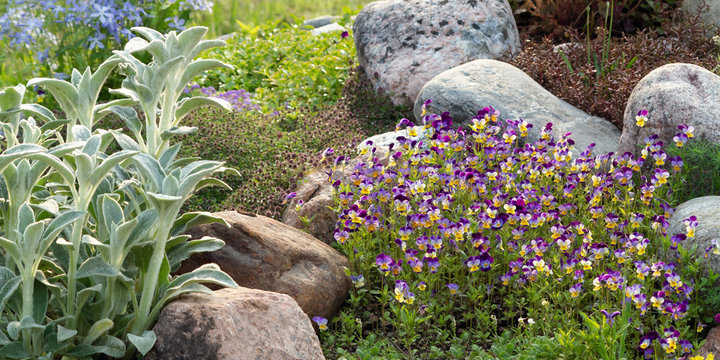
<box><xmin>160</xmin><ymin>126</ymin><xmax>199</xmax><ymax>141</ymax></box>
<box><xmin>19</xmin><ymin>103</ymin><xmax>57</xmax><ymax>123</ymax></box>
<box><xmin>105</xmin><ymin>106</ymin><xmax>142</xmax><ymax>134</ymax></box>
<box><xmin>57</xmin><ymin>324</ymin><xmax>78</xmax><ymax>342</ymax></box>
<box><xmin>174</xmin><ymin>96</ymin><xmax>231</xmax><ymax>122</ymax></box>
<box><xmin>111</xmin><ymin>131</ymin><xmax>143</xmax><ymax>151</ymax></box>
<box><xmin>93</xmin><ymin>335</ymin><xmax>125</xmax><ymax>357</ymax></box>
<box><xmin>0</xmin><ymin>341</ymin><xmax>29</xmax><ymax>359</ymax></box>
<box><xmin>0</xmin><ymin>274</ymin><xmax>21</xmax><ymax>312</ymax></box>
<box><xmin>127</xmin><ymin>330</ymin><xmax>157</xmax><ymax>356</ymax></box>
<box><xmin>76</xmin><ymin>257</ymin><xmax>120</xmax><ymax>279</ymax></box>
<box><xmin>167</xmin><ymin>237</ymin><xmax>225</xmax><ymax>272</ymax></box>
<box><xmin>19</xmin><ymin>315</ymin><xmax>44</xmax><ymax>331</ymax></box>
<box><xmin>82</xmin><ymin>318</ymin><xmax>113</xmax><ymax>345</ymax></box>
<box><xmin>41</xmin><ymin>210</ymin><xmax>85</xmax><ymax>250</ymax></box>
<box><xmin>81</xmin><ymin>135</ymin><xmax>102</xmax><ymax>156</ymax></box>
<box><xmin>171</xmin><ymin>211</ymin><xmax>230</xmax><ymax>237</ymax></box>
<box><xmin>168</xmin><ymin>263</ymin><xmax>237</xmax><ymax>290</ymax></box>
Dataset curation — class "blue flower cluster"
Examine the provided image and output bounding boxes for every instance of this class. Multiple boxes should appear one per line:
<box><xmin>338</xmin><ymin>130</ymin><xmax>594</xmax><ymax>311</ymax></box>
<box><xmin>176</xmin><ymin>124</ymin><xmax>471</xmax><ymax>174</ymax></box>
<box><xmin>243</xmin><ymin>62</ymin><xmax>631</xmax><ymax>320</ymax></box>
<box><xmin>0</xmin><ymin>0</ymin><xmax>213</xmax><ymax>51</ymax></box>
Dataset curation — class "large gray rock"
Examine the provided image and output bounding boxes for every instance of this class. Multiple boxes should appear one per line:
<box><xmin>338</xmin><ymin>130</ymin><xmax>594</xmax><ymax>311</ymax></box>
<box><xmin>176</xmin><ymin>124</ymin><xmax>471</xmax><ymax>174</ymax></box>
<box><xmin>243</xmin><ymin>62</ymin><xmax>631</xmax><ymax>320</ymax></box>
<box><xmin>413</xmin><ymin>59</ymin><xmax>621</xmax><ymax>156</ymax></box>
<box><xmin>668</xmin><ymin>196</ymin><xmax>720</xmax><ymax>275</ymax></box>
<box><xmin>619</xmin><ymin>63</ymin><xmax>720</xmax><ymax>156</ymax></box>
<box><xmin>353</xmin><ymin>0</ymin><xmax>520</xmax><ymax>107</ymax></box>
<box><xmin>682</xmin><ymin>0</ymin><xmax>720</xmax><ymax>30</ymax></box>
<box><xmin>146</xmin><ymin>288</ymin><xmax>324</xmax><ymax>360</ymax></box>
<box><xmin>179</xmin><ymin>211</ymin><xmax>351</xmax><ymax>321</ymax></box>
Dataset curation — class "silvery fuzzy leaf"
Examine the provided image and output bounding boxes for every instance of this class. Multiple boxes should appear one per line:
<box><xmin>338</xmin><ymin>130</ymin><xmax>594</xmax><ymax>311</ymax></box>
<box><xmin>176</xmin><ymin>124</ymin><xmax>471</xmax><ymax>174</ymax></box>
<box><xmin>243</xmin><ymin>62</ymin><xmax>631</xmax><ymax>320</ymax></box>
<box><xmin>166</xmin><ymin>236</ymin><xmax>225</xmax><ymax>272</ymax></box>
<box><xmin>71</xmin><ymin>125</ymin><xmax>91</xmax><ymax>142</ymax></box>
<box><xmin>19</xmin><ymin>103</ymin><xmax>56</xmax><ymax>123</ymax></box>
<box><xmin>131</xmin><ymin>153</ymin><xmax>167</xmax><ymax>191</ymax></box>
<box><xmin>18</xmin><ymin>202</ymin><xmax>35</xmax><ymax>234</ymax></box>
<box><xmin>81</xmin><ymin>318</ymin><xmax>113</xmax><ymax>345</ymax></box>
<box><xmin>81</xmin><ymin>135</ymin><xmax>102</xmax><ymax>156</ymax></box>
<box><xmin>40</xmin><ymin>119</ymin><xmax>71</xmax><ymax>134</ymax></box>
<box><xmin>189</xmin><ymin>39</ymin><xmax>226</xmax><ymax>60</ymax></box>
<box><xmin>167</xmin><ymin>263</ymin><xmax>237</xmax><ymax>290</ymax></box>
<box><xmin>127</xmin><ymin>331</ymin><xmax>156</xmax><ymax>356</ymax></box>
<box><xmin>0</xmin><ymin>84</ymin><xmax>24</xmax><ymax>111</ymax></box>
<box><xmin>178</xmin><ymin>60</ymin><xmax>232</xmax><ymax>94</ymax></box>
<box><xmin>19</xmin><ymin>315</ymin><xmax>44</xmax><ymax>330</ymax></box>
<box><xmin>174</xmin><ymin>96</ymin><xmax>231</xmax><ymax>123</ymax></box>
<box><xmin>90</xmin><ymin>150</ymin><xmax>137</xmax><ymax>185</ymax></box>
<box><xmin>158</xmin><ymin>143</ymin><xmax>182</xmax><ymax>170</ymax></box>
<box><xmin>57</xmin><ymin>324</ymin><xmax>77</xmax><ymax>343</ymax></box>
<box><xmin>159</xmin><ymin>126</ymin><xmax>198</xmax><ymax>141</ymax></box>
<box><xmin>124</xmin><ymin>37</ymin><xmax>150</xmax><ymax>53</ymax></box>
<box><xmin>177</xmin><ymin>26</ymin><xmax>208</xmax><ymax>55</ymax></box>
<box><xmin>131</xmin><ymin>27</ymin><xmax>164</xmax><ymax>42</ymax></box>
<box><xmin>76</xmin><ymin>256</ymin><xmax>119</xmax><ymax>279</ymax></box>
<box><xmin>0</xmin><ymin>341</ymin><xmax>29</xmax><ymax>359</ymax></box>
<box><xmin>171</xmin><ymin>211</ymin><xmax>230</xmax><ymax>237</ymax></box>
<box><xmin>103</xmin><ymin>106</ymin><xmax>142</xmax><ymax>134</ymax></box>
<box><xmin>126</xmin><ymin>209</ymin><xmax>158</xmax><ymax>248</ymax></box>
<box><xmin>26</xmin><ymin>78</ymin><xmax>79</xmax><ymax>122</ymax></box>
<box><xmin>111</xmin><ymin>132</ymin><xmax>142</xmax><ymax>152</ymax></box>
<box><xmin>6</xmin><ymin>322</ymin><xmax>20</xmax><ymax>340</ymax></box>
<box><xmin>93</xmin><ymin>335</ymin><xmax>125</xmax><ymax>357</ymax></box>
<box><xmin>146</xmin><ymin>39</ymin><xmax>168</xmax><ymax>64</ymax></box>
<box><xmin>0</xmin><ymin>273</ymin><xmax>21</xmax><ymax>314</ymax></box>
<box><xmin>193</xmin><ymin>177</ymin><xmax>231</xmax><ymax>193</ymax></box>
<box><xmin>21</xmin><ymin>221</ymin><xmax>45</xmax><ymax>257</ymax></box>
<box><xmin>0</xmin><ymin>238</ymin><xmax>18</xmax><ymax>259</ymax></box>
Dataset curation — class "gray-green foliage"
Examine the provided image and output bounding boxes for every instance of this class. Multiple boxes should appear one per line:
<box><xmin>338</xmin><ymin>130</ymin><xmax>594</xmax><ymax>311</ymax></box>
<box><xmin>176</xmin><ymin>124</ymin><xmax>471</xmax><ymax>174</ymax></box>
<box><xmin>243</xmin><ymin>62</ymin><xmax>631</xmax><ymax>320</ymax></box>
<box><xmin>0</xmin><ymin>26</ymin><xmax>237</xmax><ymax>359</ymax></box>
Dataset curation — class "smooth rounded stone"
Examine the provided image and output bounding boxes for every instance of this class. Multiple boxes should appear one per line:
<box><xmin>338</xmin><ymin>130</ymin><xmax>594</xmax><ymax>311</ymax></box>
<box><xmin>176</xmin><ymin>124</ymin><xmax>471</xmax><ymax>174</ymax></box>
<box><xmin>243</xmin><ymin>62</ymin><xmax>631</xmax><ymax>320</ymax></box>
<box><xmin>353</xmin><ymin>0</ymin><xmax>520</xmax><ymax>107</ymax></box>
<box><xmin>303</xmin><ymin>15</ymin><xmax>339</xmax><ymax>29</ymax></box>
<box><xmin>682</xmin><ymin>0</ymin><xmax>720</xmax><ymax>29</ymax></box>
<box><xmin>146</xmin><ymin>288</ymin><xmax>324</xmax><ymax>360</ymax></box>
<box><xmin>619</xmin><ymin>63</ymin><xmax>720</xmax><ymax>156</ymax></box>
<box><xmin>668</xmin><ymin>196</ymin><xmax>720</xmax><ymax>275</ymax></box>
<box><xmin>413</xmin><ymin>59</ymin><xmax>621</xmax><ymax>157</ymax></box>
<box><xmin>311</xmin><ymin>22</ymin><xmax>346</xmax><ymax>36</ymax></box>
<box><xmin>179</xmin><ymin>211</ymin><xmax>351</xmax><ymax>321</ymax></box>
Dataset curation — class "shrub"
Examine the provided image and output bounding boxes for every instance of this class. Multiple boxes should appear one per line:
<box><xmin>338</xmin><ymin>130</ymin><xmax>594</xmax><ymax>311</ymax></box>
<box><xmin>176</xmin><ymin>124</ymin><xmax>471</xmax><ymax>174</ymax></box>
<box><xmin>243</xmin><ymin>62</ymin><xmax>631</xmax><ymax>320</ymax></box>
<box><xmin>509</xmin><ymin>11</ymin><xmax>719</xmax><ymax>130</ymax></box>
<box><xmin>180</xmin><ymin>66</ymin><xmax>409</xmax><ymax>218</ymax></box>
<box><xmin>515</xmin><ymin>0</ymin><xmax>678</xmax><ymax>39</ymax></box>
<box><xmin>194</xmin><ymin>13</ymin><xmax>356</xmax><ymax>116</ymax></box>
<box><xmin>321</xmin><ymin>106</ymin><xmax>710</xmax><ymax>358</ymax></box>
<box><xmin>0</xmin><ymin>0</ymin><xmax>212</xmax><ymax>92</ymax></box>
<box><xmin>0</xmin><ymin>26</ymin><xmax>236</xmax><ymax>358</ymax></box>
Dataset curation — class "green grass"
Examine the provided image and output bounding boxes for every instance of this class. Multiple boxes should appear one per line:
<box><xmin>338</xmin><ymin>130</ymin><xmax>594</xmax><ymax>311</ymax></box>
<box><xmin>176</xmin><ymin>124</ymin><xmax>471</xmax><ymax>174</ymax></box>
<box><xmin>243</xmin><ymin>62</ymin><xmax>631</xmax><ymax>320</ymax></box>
<box><xmin>194</xmin><ymin>0</ymin><xmax>372</xmax><ymax>36</ymax></box>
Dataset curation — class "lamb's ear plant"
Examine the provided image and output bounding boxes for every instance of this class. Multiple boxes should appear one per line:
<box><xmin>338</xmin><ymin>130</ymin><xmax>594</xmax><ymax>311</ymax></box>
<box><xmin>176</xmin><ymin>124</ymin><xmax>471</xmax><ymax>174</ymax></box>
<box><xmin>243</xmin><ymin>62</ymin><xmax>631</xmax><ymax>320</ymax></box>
<box><xmin>0</xmin><ymin>26</ymin><xmax>239</xmax><ymax>359</ymax></box>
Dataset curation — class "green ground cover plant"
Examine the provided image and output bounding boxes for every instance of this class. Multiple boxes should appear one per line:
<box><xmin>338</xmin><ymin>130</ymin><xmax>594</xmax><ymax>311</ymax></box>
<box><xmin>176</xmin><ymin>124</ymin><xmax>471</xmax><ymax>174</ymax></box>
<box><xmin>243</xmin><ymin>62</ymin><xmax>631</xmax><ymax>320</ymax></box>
<box><xmin>195</xmin><ymin>0</ymin><xmax>370</xmax><ymax>36</ymax></box>
<box><xmin>315</xmin><ymin>105</ymin><xmax>716</xmax><ymax>359</ymax></box>
<box><xmin>0</xmin><ymin>26</ymin><xmax>237</xmax><ymax>359</ymax></box>
<box><xmin>195</xmin><ymin>13</ymin><xmax>356</xmax><ymax>117</ymax></box>
<box><xmin>180</xmin><ymin>66</ymin><xmax>409</xmax><ymax>218</ymax></box>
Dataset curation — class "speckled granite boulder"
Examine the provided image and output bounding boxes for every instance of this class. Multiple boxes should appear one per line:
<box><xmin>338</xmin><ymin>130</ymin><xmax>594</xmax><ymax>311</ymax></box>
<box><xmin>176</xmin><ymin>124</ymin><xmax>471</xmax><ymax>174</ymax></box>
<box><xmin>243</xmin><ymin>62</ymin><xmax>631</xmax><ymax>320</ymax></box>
<box><xmin>146</xmin><ymin>288</ymin><xmax>324</xmax><ymax>360</ymax></box>
<box><xmin>668</xmin><ymin>196</ymin><xmax>720</xmax><ymax>275</ymax></box>
<box><xmin>682</xmin><ymin>0</ymin><xmax>720</xmax><ymax>29</ymax></box>
<box><xmin>413</xmin><ymin>59</ymin><xmax>620</xmax><ymax>157</ymax></box>
<box><xmin>619</xmin><ymin>63</ymin><xmax>720</xmax><ymax>156</ymax></box>
<box><xmin>353</xmin><ymin>0</ymin><xmax>520</xmax><ymax>107</ymax></box>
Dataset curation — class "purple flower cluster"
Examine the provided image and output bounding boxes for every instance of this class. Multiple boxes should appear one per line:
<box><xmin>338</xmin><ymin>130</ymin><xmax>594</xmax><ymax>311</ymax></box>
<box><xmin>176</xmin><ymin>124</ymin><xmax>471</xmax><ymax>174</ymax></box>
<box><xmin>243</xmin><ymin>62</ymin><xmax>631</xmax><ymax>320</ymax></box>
<box><xmin>185</xmin><ymin>85</ymin><xmax>261</xmax><ymax>112</ymax></box>
<box><xmin>331</xmin><ymin>105</ymin><xmax>704</xmax><ymax>357</ymax></box>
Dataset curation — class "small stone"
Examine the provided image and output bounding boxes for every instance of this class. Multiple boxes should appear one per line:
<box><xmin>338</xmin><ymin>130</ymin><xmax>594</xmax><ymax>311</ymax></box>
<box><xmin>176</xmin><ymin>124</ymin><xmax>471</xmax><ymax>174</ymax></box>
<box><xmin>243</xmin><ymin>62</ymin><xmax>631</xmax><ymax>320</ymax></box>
<box><xmin>311</xmin><ymin>23</ymin><xmax>346</xmax><ymax>36</ymax></box>
<box><xmin>303</xmin><ymin>15</ymin><xmax>339</xmax><ymax>29</ymax></box>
